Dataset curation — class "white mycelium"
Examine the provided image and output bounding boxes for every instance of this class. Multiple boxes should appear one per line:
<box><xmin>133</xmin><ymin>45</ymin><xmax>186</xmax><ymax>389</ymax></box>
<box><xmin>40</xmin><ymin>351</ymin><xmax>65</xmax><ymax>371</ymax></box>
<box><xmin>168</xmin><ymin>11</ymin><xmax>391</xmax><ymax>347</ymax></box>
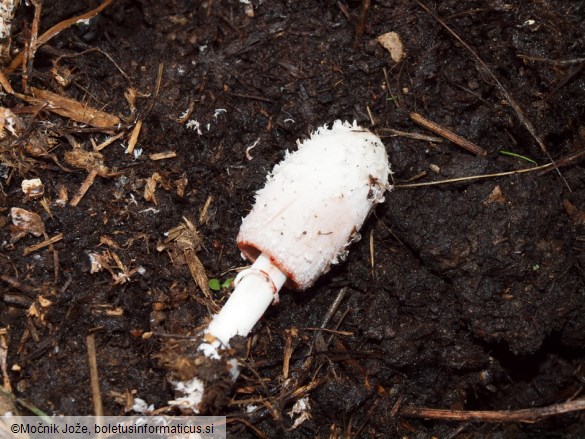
<box><xmin>207</xmin><ymin>121</ymin><xmax>390</xmax><ymax>346</ymax></box>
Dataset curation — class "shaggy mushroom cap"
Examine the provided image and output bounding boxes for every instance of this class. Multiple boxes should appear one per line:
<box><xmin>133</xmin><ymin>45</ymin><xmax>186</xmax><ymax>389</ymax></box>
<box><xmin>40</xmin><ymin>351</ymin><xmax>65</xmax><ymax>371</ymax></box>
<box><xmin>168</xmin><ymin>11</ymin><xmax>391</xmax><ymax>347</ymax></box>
<box><xmin>237</xmin><ymin>120</ymin><xmax>390</xmax><ymax>290</ymax></box>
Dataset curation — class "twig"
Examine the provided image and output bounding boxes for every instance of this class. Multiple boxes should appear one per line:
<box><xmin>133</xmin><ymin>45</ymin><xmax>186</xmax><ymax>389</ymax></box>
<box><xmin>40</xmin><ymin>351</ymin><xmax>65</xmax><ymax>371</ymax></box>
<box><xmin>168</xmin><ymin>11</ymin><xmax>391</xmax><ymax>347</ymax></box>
<box><xmin>149</xmin><ymin>151</ymin><xmax>177</xmax><ymax>161</ymax></box>
<box><xmin>396</xmin><ymin>164</ymin><xmax>550</xmax><ymax>188</ymax></box>
<box><xmin>23</xmin><ymin>233</ymin><xmax>63</xmax><ymax>256</ymax></box>
<box><xmin>400</xmin><ymin>398</ymin><xmax>585</xmax><ymax>423</ymax></box>
<box><xmin>70</xmin><ymin>169</ymin><xmax>98</xmax><ymax>207</ymax></box>
<box><xmin>517</xmin><ymin>54</ymin><xmax>585</xmax><ymax>65</ymax></box>
<box><xmin>416</xmin><ymin>0</ymin><xmax>571</xmax><ymax>191</ymax></box>
<box><xmin>378</xmin><ymin>127</ymin><xmax>443</xmax><ymax>143</ymax></box>
<box><xmin>320</xmin><ymin>287</ymin><xmax>348</xmax><ymax>330</ymax></box>
<box><xmin>225</xmin><ymin>91</ymin><xmax>274</xmax><ymax>103</ymax></box>
<box><xmin>299</xmin><ymin>327</ymin><xmax>353</xmax><ymax>336</ymax></box>
<box><xmin>22</xmin><ymin>0</ymin><xmax>42</xmax><ymax>94</ymax></box>
<box><xmin>410</xmin><ymin>112</ymin><xmax>487</xmax><ymax>156</ymax></box>
<box><xmin>143</xmin><ymin>63</ymin><xmax>164</xmax><ymax>119</ymax></box>
<box><xmin>125</xmin><ymin>120</ymin><xmax>143</xmax><ymax>155</ymax></box>
<box><xmin>396</xmin><ymin>146</ymin><xmax>585</xmax><ymax>188</ymax></box>
<box><xmin>86</xmin><ymin>335</ymin><xmax>104</xmax><ymax>417</ymax></box>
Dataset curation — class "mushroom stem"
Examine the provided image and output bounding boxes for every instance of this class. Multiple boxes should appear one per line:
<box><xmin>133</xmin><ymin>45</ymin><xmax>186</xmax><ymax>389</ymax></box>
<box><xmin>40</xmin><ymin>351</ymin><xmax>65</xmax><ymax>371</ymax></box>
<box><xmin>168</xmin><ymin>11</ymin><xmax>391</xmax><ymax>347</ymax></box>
<box><xmin>206</xmin><ymin>253</ymin><xmax>287</xmax><ymax>346</ymax></box>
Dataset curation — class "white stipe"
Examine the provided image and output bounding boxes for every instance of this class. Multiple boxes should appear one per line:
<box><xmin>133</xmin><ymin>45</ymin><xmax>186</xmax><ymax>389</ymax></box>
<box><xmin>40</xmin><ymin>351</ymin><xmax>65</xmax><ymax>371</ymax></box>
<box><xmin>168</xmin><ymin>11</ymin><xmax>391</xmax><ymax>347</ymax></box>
<box><xmin>206</xmin><ymin>254</ymin><xmax>287</xmax><ymax>346</ymax></box>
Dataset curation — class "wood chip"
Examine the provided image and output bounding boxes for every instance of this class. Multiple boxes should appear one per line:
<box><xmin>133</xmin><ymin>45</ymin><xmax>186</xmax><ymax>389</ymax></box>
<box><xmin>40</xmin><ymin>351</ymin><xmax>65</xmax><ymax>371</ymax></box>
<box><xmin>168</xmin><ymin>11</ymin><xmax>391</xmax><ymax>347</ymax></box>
<box><xmin>29</xmin><ymin>87</ymin><xmax>120</xmax><ymax>129</ymax></box>
<box><xmin>149</xmin><ymin>151</ymin><xmax>177</xmax><ymax>161</ymax></box>
<box><xmin>95</xmin><ymin>132</ymin><xmax>124</xmax><ymax>151</ymax></box>
<box><xmin>70</xmin><ymin>169</ymin><xmax>98</xmax><ymax>207</ymax></box>
<box><xmin>199</xmin><ymin>195</ymin><xmax>213</xmax><ymax>225</ymax></box>
<box><xmin>126</xmin><ymin>120</ymin><xmax>143</xmax><ymax>155</ymax></box>
<box><xmin>410</xmin><ymin>112</ymin><xmax>488</xmax><ymax>156</ymax></box>
<box><xmin>144</xmin><ymin>172</ymin><xmax>161</xmax><ymax>205</ymax></box>
<box><xmin>377</xmin><ymin>31</ymin><xmax>405</xmax><ymax>62</ymax></box>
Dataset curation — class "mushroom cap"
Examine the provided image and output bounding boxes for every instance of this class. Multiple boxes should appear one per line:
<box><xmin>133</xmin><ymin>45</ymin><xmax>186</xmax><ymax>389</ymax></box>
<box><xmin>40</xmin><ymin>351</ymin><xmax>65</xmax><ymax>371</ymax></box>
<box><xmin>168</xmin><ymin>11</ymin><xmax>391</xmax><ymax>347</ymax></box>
<box><xmin>237</xmin><ymin>120</ymin><xmax>390</xmax><ymax>290</ymax></box>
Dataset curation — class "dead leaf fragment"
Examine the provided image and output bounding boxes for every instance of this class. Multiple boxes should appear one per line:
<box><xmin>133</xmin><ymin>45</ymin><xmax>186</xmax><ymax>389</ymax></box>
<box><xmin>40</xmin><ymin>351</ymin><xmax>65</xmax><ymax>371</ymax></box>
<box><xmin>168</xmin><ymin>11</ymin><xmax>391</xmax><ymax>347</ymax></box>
<box><xmin>10</xmin><ymin>207</ymin><xmax>45</xmax><ymax>243</ymax></box>
<box><xmin>377</xmin><ymin>31</ymin><xmax>405</xmax><ymax>63</ymax></box>
<box><xmin>483</xmin><ymin>185</ymin><xmax>507</xmax><ymax>205</ymax></box>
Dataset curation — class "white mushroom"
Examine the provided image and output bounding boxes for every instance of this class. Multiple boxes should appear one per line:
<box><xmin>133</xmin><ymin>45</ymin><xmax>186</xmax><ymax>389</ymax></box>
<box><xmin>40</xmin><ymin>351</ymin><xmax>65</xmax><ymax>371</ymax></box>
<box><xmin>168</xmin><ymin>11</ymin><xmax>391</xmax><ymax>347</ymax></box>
<box><xmin>167</xmin><ymin>121</ymin><xmax>391</xmax><ymax>413</ymax></box>
<box><xmin>207</xmin><ymin>120</ymin><xmax>391</xmax><ymax>345</ymax></box>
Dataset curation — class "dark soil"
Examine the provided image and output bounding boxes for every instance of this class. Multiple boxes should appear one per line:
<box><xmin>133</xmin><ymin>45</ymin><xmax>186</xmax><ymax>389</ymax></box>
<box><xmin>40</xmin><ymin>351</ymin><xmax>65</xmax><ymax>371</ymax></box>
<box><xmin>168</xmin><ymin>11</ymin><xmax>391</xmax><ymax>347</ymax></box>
<box><xmin>1</xmin><ymin>0</ymin><xmax>584</xmax><ymax>437</ymax></box>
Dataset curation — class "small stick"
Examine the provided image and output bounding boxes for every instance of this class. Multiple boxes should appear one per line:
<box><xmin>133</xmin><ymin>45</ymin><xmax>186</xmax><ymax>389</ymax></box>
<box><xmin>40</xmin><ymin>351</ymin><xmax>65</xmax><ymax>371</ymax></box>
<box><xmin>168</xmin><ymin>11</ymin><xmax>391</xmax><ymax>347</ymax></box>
<box><xmin>400</xmin><ymin>398</ymin><xmax>585</xmax><ymax>423</ymax></box>
<box><xmin>410</xmin><ymin>112</ymin><xmax>487</xmax><ymax>156</ymax></box>
<box><xmin>517</xmin><ymin>54</ymin><xmax>585</xmax><ymax>66</ymax></box>
<box><xmin>23</xmin><ymin>233</ymin><xmax>63</xmax><ymax>256</ymax></box>
<box><xmin>149</xmin><ymin>151</ymin><xmax>176</xmax><ymax>161</ymax></box>
<box><xmin>70</xmin><ymin>169</ymin><xmax>98</xmax><ymax>206</ymax></box>
<box><xmin>95</xmin><ymin>132</ymin><xmax>124</xmax><ymax>151</ymax></box>
<box><xmin>320</xmin><ymin>287</ymin><xmax>348</xmax><ymax>330</ymax></box>
<box><xmin>199</xmin><ymin>195</ymin><xmax>213</xmax><ymax>224</ymax></box>
<box><xmin>86</xmin><ymin>335</ymin><xmax>104</xmax><ymax>417</ymax></box>
<box><xmin>282</xmin><ymin>328</ymin><xmax>295</xmax><ymax>380</ymax></box>
<box><xmin>22</xmin><ymin>0</ymin><xmax>42</xmax><ymax>94</ymax></box>
<box><xmin>225</xmin><ymin>91</ymin><xmax>274</xmax><ymax>103</ymax></box>
<box><xmin>299</xmin><ymin>327</ymin><xmax>353</xmax><ymax>336</ymax></box>
<box><xmin>378</xmin><ymin>127</ymin><xmax>443</xmax><ymax>143</ymax></box>
<box><xmin>125</xmin><ymin>120</ymin><xmax>143</xmax><ymax>155</ymax></box>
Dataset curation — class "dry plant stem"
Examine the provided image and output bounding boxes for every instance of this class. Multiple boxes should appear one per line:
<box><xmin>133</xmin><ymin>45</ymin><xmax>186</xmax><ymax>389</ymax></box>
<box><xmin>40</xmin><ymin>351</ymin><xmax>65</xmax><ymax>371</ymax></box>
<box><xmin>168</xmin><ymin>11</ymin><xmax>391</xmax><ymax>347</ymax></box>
<box><xmin>379</xmin><ymin>127</ymin><xmax>443</xmax><ymax>143</ymax></box>
<box><xmin>149</xmin><ymin>151</ymin><xmax>176</xmax><ymax>160</ymax></box>
<box><xmin>410</xmin><ymin>112</ymin><xmax>487</xmax><ymax>156</ymax></box>
<box><xmin>30</xmin><ymin>87</ymin><xmax>120</xmax><ymax>129</ymax></box>
<box><xmin>396</xmin><ymin>160</ymin><xmax>556</xmax><ymax>188</ymax></box>
<box><xmin>400</xmin><ymin>398</ymin><xmax>585</xmax><ymax>423</ymax></box>
<box><xmin>22</xmin><ymin>0</ymin><xmax>41</xmax><ymax>94</ymax></box>
<box><xmin>55</xmin><ymin>48</ymin><xmax>132</xmax><ymax>84</ymax></box>
<box><xmin>126</xmin><ymin>120</ymin><xmax>143</xmax><ymax>155</ymax></box>
<box><xmin>86</xmin><ymin>335</ymin><xmax>103</xmax><ymax>417</ymax></box>
<box><xmin>70</xmin><ymin>169</ymin><xmax>98</xmax><ymax>207</ymax></box>
<box><xmin>517</xmin><ymin>54</ymin><xmax>585</xmax><ymax>65</ymax></box>
<box><xmin>416</xmin><ymin>0</ymin><xmax>570</xmax><ymax>191</ymax></box>
<box><xmin>23</xmin><ymin>233</ymin><xmax>63</xmax><ymax>256</ymax></box>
